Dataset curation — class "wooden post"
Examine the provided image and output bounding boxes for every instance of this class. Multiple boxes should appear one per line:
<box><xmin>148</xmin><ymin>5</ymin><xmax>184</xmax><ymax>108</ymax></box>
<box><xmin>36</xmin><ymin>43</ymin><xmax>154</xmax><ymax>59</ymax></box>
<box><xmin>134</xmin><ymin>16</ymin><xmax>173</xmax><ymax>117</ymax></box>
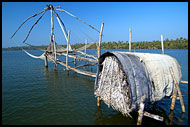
<box><xmin>97</xmin><ymin>23</ymin><xmax>104</xmax><ymax>107</ymax></box>
<box><xmin>44</xmin><ymin>51</ymin><xmax>48</xmax><ymax>67</ymax></box>
<box><xmin>97</xmin><ymin>23</ymin><xmax>104</xmax><ymax>58</ymax></box>
<box><xmin>169</xmin><ymin>67</ymin><xmax>185</xmax><ymax>112</ymax></box>
<box><xmin>53</xmin><ymin>34</ymin><xmax>57</xmax><ymax>69</ymax></box>
<box><xmin>66</xmin><ymin>30</ymin><xmax>70</xmax><ymax>70</ymax></box>
<box><xmin>97</xmin><ymin>96</ymin><xmax>100</xmax><ymax>107</ymax></box>
<box><xmin>85</xmin><ymin>39</ymin><xmax>87</xmax><ymax>58</ymax></box>
<box><xmin>129</xmin><ymin>27</ymin><xmax>131</xmax><ymax>52</ymax></box>
<box><xmin>161</xmin><ymin>34</ymin><xmax>164</xmax><ymax>54</ymax></box>
<box><xmin>50</xmin><ymin>5</ymin><xmax>54</xmax><ymax>51</ymax></box>
<box><xmin>137</xmin><ymin>94</ymin><xmax>146</xmax><ymax>125</ymax></box>
<box><xmin>170</xmin><ymin>87</ymin><xmax>177</xmax><ymax>111</ymax></box>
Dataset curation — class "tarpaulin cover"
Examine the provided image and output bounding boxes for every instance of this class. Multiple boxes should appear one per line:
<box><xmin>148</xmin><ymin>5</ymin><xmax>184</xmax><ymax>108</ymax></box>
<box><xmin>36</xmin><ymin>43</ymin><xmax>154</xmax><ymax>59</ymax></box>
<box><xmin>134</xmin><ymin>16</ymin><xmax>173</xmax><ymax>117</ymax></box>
<box><xmin>94</xmin><ymin>51</ymin><xmax>181</xmax><ymax>111</ymax></box>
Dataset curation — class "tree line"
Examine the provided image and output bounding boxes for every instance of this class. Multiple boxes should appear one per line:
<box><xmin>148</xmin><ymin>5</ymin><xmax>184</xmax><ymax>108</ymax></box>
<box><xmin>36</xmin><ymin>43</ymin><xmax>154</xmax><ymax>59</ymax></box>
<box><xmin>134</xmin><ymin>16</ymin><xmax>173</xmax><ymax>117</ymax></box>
<box><xmin>3</xmin><ymin>37</ymin><xmax>188</xmax><ymax>51</ymax></box>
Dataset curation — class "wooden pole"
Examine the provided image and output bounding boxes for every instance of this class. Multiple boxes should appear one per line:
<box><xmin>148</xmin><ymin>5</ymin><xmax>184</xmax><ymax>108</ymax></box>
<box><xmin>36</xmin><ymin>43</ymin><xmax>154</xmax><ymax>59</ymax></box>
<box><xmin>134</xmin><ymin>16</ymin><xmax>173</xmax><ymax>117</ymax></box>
<box><xmin>129</xmin><ymin>27</ymin><xmax>132</xmax><ymax>52</ymax></box>
<box><xmin>97</xmin><ymin>23</ymin><xmax>104</xmax><ymax>58</ymax></box>
<box><xmin>137</xmin><ymin>94</ymin><xmax>146</xmax><ymax>125</ymax></box>
<box><xmin>169</xmin><ymin>67</ymin><xmax>185</xmax><ymax>112</ymax></box>
<box><xmin>170</xmin><ymin>87</ymin><xmax>177</xmax><ymax>111</ymax></box>
<box><xmin>180</xmin><ymin>80</ymin><xmax>188</xmax><ymax>84</ymax></box>
<box><xmin>85</xmin><ymin>39</ymin><xmax>87</xmax><ymax>58</ymax></box>
<box><xmin>44</xmin><ymin>51</ymin><xmax>48</xmax><ymax>67</ymax></box>
<box><xmin>66</xmin><ymin>30</ymin><xmax>70</xmax><ymax>70</ymax></box>
<box><xmin>97</xmin><ymin>23</ymin><xmax>104</xmax><ymax>107</ymax></box>
<box><xmin>161</xmin><ymin>34</ymin><xmax>164</xmax><ymax>54</ymax></box>
<box><xmin>53</xmin><ymin>34</ymin><xmax>57</xmax><ymax>69</ymax></box>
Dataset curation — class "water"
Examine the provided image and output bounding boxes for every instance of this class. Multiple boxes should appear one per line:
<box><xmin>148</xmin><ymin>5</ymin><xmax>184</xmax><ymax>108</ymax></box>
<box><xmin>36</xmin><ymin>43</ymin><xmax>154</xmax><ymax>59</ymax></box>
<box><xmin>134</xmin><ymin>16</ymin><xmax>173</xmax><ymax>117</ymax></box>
<box><xmin>2</xmin><ymin>49</ymin><xmax>188</xmax><ymax>125</ymax></box>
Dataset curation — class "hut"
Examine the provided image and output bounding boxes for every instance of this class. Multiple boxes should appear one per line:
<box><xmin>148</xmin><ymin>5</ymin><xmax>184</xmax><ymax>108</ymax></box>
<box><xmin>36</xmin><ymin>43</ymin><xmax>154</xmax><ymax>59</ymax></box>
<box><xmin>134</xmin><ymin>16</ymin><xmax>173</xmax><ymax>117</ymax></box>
<box><xmin>94</xmin><ymin>51</ymin><xmax>182</xmax><ymax>118</ymax></box>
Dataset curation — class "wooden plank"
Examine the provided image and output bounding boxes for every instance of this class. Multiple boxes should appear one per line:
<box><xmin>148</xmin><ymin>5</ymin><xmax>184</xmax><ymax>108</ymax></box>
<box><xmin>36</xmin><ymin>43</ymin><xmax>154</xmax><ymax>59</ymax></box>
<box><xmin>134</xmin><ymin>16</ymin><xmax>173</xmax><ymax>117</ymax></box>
<box><xmin>143</xmin><ymin>111</ymin><xmax>164</xmax><ymax>121</ymax></box>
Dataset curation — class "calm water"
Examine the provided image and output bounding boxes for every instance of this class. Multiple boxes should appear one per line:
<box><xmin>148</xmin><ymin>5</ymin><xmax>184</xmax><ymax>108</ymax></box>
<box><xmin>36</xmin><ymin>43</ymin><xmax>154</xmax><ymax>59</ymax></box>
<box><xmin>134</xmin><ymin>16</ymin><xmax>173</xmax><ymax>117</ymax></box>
<box><xmin>2</xmin><ymin>49</ymin><xmax>188</xmax><ymax>125</ymax></box>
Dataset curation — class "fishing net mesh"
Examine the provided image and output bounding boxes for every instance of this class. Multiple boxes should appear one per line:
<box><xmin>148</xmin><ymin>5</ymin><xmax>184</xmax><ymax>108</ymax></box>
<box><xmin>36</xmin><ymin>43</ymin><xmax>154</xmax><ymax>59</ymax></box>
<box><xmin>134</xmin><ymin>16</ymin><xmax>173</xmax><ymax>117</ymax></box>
<box><xmin>95</xmin><ymin>56</ymin><xmax>132</xmax><ymax>117</ymax></box>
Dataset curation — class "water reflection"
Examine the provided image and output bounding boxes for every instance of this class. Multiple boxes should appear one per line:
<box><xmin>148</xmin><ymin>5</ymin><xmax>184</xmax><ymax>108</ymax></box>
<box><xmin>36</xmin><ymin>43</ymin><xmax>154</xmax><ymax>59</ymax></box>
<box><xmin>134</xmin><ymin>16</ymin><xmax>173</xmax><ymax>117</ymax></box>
<box><xmin>165</xmin><ymin>111</ymin><xmax>185</xmax><ymax>125</ymax></box>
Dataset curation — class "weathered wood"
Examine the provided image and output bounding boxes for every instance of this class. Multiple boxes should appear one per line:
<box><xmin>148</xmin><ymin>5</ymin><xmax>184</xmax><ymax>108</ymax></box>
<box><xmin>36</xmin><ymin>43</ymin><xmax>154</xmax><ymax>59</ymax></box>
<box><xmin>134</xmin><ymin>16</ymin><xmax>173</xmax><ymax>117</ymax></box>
<box><xmin>180</xmin><ymin>80</ymin><xmax>188</xmax><ymax>84</ymax></box>
<box><xmin>97</xmin><ymin>23</ymin><xmax>104</xmax><ymax>58</ymax></box>
<box><xmin>161</xmin><ymin>34</ymin><xmax>164</xmax><ymax>54</ymax></box>
<box><xmin>57</xmin><ymin>61</ymin><xmax>96</xmax><ymax>77</ymax></box>
<box><xmin>58</xmin><ymin>52</ymin><xmax>97</xmax><ymax>63</ymax></box>
<box><xmin>76</xmin><ymin>51</ymin><xmax>97</xmax><ymax>60</ymax></box>
<box><xmin>137</xmin><ymin>94</ymin><xmax>146</xmax><ymax>125</ymax></box>
<box><xmin>170</xmin><ymin>87</ymin><xmax>178</xmax><ymax>110</ymax></box>
<box><xmin>53</xmin><ymin>10</ymin><xmax>69</xmax><ymax>43</ymax></box>
<box><xmin>23</xmin><ymin>10</ymin><xmax>47</xmax><ymax>43</ymax></box>
<box><xmin>44</xmin><ymin>51</ymin><xmax>48</xmax><ymax>67</ymax></box>
<box><xmin>143</xmin><ymin>111</ymin><xmax>164</xmax><ymax>121</ymax></box>
<box><xmin>97</xmin><ymin>96</ymin><xmax>100</xmax><ymax>107</ymax></box>
<box><xmin>74</xmin><ymin>63</ymin><xmax>97</xmax><ymax>69</ymax></box>
<box><xmin>85</xmin><ymin>39</ymin><xmax>87</xmax><ymax>58</ymax></box>
<box><xmin>10</xmin><ymin>10</ymin><xmax>46</xmax><ymax>39</ymax></box>
<box><xmin>169</xmin><ymin>67</ymin><xmax>185</xmax><ymax>112</ymax></box>
<box><xmin>66</xmin><ymin>30</ymin><xmax>70</xmax><ymax>70</ymax></box>
<box><xmin>129</xmin><ymin>27</ymin><xmax>131</xmax><ymax>52</ymax></box>
<box><xmin>56</xmin><ymin>8</ymin><xmax>100</xmax><ymax>33</ymax></box>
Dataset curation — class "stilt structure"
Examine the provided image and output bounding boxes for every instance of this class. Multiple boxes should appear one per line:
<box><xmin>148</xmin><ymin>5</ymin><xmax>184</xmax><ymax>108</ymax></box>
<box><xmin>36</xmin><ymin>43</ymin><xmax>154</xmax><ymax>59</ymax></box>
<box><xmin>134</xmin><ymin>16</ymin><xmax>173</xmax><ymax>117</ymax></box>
<box><xmin>11</xmin><ymin>4</ymin><xmax>101</xmax><ymax>77</ymax></box>
<box><xmin>169</xmin><ymin>67</ymin><xmax>185</xmax><ymax>113</ymax></box>
<box><xmin>11</xmin><ymin>4</ymin><xmax>188</xmax><ymax>125</ymax></box>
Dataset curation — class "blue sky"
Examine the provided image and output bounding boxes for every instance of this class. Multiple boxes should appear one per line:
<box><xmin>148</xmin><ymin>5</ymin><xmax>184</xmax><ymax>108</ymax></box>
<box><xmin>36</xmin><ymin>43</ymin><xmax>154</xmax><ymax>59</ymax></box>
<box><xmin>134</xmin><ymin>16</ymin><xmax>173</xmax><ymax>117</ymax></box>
<box><xmin>2</xmin><ymin>2</ymin><xmax>188</xmax><ymax>48</ymax></box>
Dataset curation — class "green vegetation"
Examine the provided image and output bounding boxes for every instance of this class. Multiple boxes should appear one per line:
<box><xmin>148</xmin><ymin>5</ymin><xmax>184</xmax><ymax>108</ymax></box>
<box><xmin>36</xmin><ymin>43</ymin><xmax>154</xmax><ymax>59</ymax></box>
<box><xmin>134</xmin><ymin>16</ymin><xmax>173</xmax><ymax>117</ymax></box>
<box><xmin>2</xmin><ymin>37</ymin><xmax>188</xmax><ymax>51</ymax></box>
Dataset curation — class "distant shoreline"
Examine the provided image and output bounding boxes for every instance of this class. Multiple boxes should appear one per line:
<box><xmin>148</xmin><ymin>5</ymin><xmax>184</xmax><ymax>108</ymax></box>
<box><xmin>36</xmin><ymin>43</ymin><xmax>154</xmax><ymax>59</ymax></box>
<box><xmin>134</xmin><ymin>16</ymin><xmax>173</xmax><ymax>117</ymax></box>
<box><xmin>3</xmin><ymin>38</ymin><xmax>188</xmax><ymax>51</ymax></box>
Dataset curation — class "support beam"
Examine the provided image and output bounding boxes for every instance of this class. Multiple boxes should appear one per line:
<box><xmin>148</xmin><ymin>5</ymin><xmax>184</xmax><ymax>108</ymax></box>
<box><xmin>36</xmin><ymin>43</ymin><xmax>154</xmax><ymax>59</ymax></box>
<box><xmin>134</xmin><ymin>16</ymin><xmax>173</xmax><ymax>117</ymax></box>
<box><xmin>169</xmin><ymin>67</ymin><xmax>185</xmax><ymax>112</ymax></box>
<box><xmin>44</xmin><ymin>51</ymin><xmax>48</xmax><ymax>67</ymax></box>
<box><xmin>97</xmin><ymin>23</ymin><xmax>104</xmax><ymax>58</ymax></box>
<box><xmin>66</xmin><ymin>30</ymin><xmax>70</xmax><ymax>70</ymax></box>
<box><xmin>85</xmin><ymin>39</ymin><xmax>87</xmax><ymax>58</ymax></box>
<box><xmin>180</xmin><ymin>80</ymin><xmax>188</xmax><ymax>84</ymax></box>
<box><xmin>97</xmin><ymin>96</ymin><xmax>100</xmax><ymax>107</ymax></box>
<box><xmin>129</xmin><ymin>27</ymin><xmax>132</xmax><ymax>52</ymax></box>
<box><xmin>137</xmin><ymin>94</ymin><xmax>146</xmax><ymax>125</ymax></box>
<box><xmin>170</xmin><ymin>87</ymin><xmax>177</xmax><ymax>110</ymax></box>
<box><xmin>143</xmin><ymin>111</ymin><xmax>164</xmax><ymax>121</ymax></box>
<box><xmin>161</xmin><ymin>34</ymin><xmax>164</xmax><ymax>54</ymax></box>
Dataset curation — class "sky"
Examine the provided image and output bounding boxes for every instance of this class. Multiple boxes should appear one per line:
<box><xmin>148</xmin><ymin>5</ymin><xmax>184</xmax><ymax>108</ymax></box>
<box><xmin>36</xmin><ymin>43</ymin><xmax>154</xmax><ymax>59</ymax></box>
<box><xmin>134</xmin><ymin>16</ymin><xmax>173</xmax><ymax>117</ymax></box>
<box><xmin>2</xmin><ymin>2</ymin><xmax>188</xmax><ymax>48</ymax></box>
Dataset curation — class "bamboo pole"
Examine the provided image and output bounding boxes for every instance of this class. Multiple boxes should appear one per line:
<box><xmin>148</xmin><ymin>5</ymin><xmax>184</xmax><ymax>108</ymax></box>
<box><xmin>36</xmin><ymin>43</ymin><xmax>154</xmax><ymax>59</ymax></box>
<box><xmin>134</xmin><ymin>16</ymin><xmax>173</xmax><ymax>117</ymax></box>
<box><xmin>97</xmin><ymin>23</ymin><xmax>104</xmax><ymax>58</ymax></box>
<box><xmin>169</xmin><ymin>67</ymin><xmax>185</xmax><ymax>112</ymax></box>
<box><xmin>53</xmin><ymin>10</ymin><xmax>69</xmax><ymax>43</ymax></box>
<box><xmin>143</xmin><ymin>111</ymin><xmax>164</xmax><ymax>121</ymax></box>
<box><xmin>170</xmin><ymin>87</ymin><xmax>177</xmax><ymax>110</ymax></box>
<box><xmin>10</xmin><ymin>9</ymin><xmax>46</xmax><ymax>39</ymax></box>
<box><xmin>161</xmin><ymin>34</ymin><xmax>164</xmax><ymax>54</ymax></box>
<box><xmin>66</xmin><ymin>30</ymin><xmax>70</xmax><ymax>70</ymax></box>
<box><xmin>97</xmin><ymin>23</ymin><xmax>104</xmax><ymax>107</ymax></box>
<box><xmin>180</xmin><ymin>80</ymin><xmax>188</xmax><ymax>84</ymax></box>
<box><xmin>56</xmin><ymin>8</ymin><xmax>100</xmax><ymax>33</ymax></box>
<box><xmin>57</xmin><ymin>61</ymin><xmax>96</xmax><ymax>77</ymax></box>
<box><xmin>137</xmin><ymin>94</ymin><xmax>146</xmax><ymax>125</ymax></box>
<box><xmin>22</xmin><ymin>10</ymin><xmax>47</xmax><ymax>43</ymax></box>
<box><xmin>129</xmin><ymin>27</ymin><xmax>132</xmax><ymax>52</ymax></box>
<box><xmin>85</xmin><ymin>39</ymin><xmax>87</xmax><ymax>58</ymax></box>
<box><xmin>44</xmin><ymin>51</ymin><xmax>48</xmax><ymax>67</ymax></box>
